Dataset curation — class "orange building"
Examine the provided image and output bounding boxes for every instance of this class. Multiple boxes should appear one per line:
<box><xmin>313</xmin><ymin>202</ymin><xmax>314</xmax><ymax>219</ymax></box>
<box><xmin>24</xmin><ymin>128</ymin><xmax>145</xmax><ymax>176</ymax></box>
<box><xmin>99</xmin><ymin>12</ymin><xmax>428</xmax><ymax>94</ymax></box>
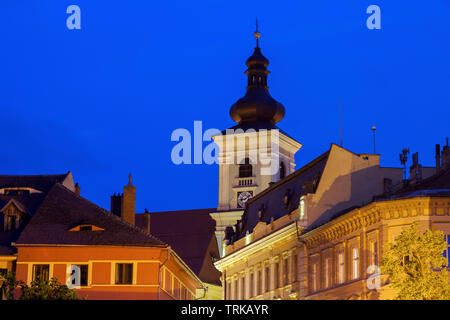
<box><xmin>0</xmin><ymin>173</ymin><xmax>204</xmax><ymax>300</ymax></box>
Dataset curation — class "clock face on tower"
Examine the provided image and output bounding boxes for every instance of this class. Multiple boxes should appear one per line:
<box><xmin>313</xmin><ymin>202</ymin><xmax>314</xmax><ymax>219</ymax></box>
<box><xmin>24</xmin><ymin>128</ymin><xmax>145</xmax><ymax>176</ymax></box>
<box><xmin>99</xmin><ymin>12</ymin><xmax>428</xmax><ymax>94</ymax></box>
<box><xmin>237</xmin><ymin>191</ymin><xmax>253</xmax><ymax>208</ymax></box>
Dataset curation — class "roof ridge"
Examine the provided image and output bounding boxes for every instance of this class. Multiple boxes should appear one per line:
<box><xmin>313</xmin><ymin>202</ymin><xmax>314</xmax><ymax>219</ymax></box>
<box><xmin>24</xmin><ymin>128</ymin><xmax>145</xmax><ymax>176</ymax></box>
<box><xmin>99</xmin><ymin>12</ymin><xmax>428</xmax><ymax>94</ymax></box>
<box><xmin>51</xmin><ymin>183</ymin><xmax>167</xmax><ymax>247</ymax></box>
<box><xmin>244</xmin><ymin>149</ymin><xmax>330</xmax><ymax>206</ymax></box>
<box><xmin>0</xmin><ymin>173</ymin><xmax>69</xmax><ymax>178</ymax></box>
<box><xmin>136</xmin><ymin>208</ymin><xmax>216</xmax><ymax>215</ymax></box>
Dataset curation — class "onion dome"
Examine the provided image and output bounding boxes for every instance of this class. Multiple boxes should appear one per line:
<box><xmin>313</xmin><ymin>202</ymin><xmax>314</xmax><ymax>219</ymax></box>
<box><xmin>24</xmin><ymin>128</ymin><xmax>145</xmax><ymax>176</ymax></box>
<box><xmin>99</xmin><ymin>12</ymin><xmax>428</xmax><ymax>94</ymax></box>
<box><xmin>229</xmin><ymin>23</ymin><xmax>285</xmax><ymax>125</ymax></box>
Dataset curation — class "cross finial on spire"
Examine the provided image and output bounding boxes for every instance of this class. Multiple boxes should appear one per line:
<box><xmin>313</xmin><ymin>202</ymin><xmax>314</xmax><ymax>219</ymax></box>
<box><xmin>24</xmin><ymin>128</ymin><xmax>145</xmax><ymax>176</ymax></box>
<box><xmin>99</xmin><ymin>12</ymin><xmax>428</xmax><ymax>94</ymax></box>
<box><xmin>254</xmin><ymin>18</ymin><xmax>261</xmax><ymax>48</ymax></box>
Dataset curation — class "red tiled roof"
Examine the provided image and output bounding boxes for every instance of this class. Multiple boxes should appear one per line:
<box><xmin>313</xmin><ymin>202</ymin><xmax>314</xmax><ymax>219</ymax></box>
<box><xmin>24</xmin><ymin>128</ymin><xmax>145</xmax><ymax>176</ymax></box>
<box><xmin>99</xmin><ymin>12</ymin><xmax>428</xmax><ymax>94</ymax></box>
<box><xmin>135</xmin><ymin>208</ymin><xmax>221</xmax><ymax>285</ymax></box>
<box><xmin>15</xmin><ymin>183</ymin><xmax>166</xmax><ymax>247</ymax></box>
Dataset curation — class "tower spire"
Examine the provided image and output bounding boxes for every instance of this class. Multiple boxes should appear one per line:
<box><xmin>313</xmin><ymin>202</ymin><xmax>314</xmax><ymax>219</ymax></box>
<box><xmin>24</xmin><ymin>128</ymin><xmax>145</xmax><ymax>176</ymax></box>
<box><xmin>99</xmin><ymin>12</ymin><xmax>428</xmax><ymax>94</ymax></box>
<box><xmin>254</xmin><ymin>18</ymin><xmax>261</xmax><ymax>48</ymax></box>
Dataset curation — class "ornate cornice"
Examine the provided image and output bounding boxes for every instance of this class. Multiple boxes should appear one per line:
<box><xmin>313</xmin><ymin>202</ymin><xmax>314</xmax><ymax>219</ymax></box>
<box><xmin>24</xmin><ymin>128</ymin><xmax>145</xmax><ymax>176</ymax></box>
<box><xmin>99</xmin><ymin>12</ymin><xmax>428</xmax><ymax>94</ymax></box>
<box><xmin>302</xmin><ymin>196</ymin><xmax>450</xmax><ymax>249</ymax></box>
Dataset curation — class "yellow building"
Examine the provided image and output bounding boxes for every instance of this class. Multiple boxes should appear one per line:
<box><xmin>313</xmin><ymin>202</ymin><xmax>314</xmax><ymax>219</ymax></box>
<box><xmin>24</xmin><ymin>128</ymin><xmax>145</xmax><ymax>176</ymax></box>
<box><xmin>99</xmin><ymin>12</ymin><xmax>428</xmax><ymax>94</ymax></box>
<box><xmin>215</xmin><ymin>143</ymin><xmax>450</xmax><ymax>300</ymax></box>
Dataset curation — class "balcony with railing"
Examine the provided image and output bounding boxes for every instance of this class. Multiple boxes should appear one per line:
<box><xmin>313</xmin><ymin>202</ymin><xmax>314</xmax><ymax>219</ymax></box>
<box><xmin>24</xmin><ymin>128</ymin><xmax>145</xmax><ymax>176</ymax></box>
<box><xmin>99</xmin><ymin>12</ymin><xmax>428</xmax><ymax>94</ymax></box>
<box><xmin>233</xmin><ymin>177</ymin><xmax>256</xmax><ymax>188</ymax></box>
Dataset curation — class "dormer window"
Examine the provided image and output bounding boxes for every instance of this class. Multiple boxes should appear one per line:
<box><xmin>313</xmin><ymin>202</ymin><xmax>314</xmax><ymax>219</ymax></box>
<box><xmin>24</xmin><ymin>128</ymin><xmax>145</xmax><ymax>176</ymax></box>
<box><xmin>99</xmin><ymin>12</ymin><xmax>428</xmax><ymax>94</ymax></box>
<box><xmin>279</xmin><ymin>162</ymin><xmax>286</xmax><ymax>180</ymax></box>
<box><xmin>6</xmin><ymin>215</ymin><xmax>16</xmax><ymax>231</ymax></box>
<box><xmin>69</xmin><ymin>224</ymin><xmax>104</xmax><ymax>232</ymax></box>
<box><xmin>283</xmin><ymin>189</ymin><xmax>291</xmax><ymax>209</ymax></box>
<box><xmin>257</xmin><ymin>203</ymin><xmax>265</xmax><ymax>221</ymax></box>
<box><xmin>3</xmin><ymin>189</ymin><xmax>30</xmax><ymax>196</ymax></box>
<box><xmin>1</xmin><ymin>200</ymin><xmax>25</xmax><ymax>232</ymax></box>
<box><xmin>299</xmin><ymin>196</ymin><xmax>306</xmax><ymax>220</ymax></box>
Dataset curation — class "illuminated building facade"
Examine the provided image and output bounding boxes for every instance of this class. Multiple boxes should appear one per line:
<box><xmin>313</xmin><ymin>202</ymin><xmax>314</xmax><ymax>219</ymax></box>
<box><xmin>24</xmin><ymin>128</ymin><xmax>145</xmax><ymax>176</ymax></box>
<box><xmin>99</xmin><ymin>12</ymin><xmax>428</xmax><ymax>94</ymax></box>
<box><xmin>215</xmin><ymin>143</ymin><xmax>450</xmax><ymax>299</ymax></box>
<box><xmin>0</xmin><ymin>173</ymin><xmax>204</xmax><ymax>300</ymax></box>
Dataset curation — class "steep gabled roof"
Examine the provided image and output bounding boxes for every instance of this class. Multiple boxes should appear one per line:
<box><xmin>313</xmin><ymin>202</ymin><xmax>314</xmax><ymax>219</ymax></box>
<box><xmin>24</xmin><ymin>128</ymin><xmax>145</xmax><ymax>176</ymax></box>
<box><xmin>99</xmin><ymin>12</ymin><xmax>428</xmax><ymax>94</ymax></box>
<box><xmin>0</xmin><ymin>172</ymin><xmax>71</xmax><ymax>193</ymax></box>
<box><xmin>15</xmin><ymin>183</ymin><xmax>166</xmax><ymax>247</ymax></box>
<box><xmin>235</xmin><ymin>149</ymin><xmax>330</xmax><ymax>240</ymax></box>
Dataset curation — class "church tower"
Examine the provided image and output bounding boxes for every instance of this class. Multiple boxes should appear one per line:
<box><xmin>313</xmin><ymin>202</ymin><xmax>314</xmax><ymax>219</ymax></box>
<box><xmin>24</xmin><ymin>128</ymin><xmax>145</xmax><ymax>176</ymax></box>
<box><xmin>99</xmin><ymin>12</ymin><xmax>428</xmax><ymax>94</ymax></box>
<box><xmin>210</xmin><ymin>24</ymin><xmax>302</xmax><ymax>257</ymax></box>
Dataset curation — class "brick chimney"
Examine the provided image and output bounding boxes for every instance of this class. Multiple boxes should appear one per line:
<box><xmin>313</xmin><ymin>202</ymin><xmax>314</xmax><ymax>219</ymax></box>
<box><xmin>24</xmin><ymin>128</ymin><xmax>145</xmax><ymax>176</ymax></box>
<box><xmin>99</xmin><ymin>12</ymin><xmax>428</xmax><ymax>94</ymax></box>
<box><xmin>409</xmin><ymin>152</ymin><xmax>423</xmax><ymax>183</ymax></box>
<box><xmin>110</xmin><ymin>193</ymin><xmax>122</xmax><ymax>217</ymax></box>
<box><xmin>142</xmin><ymin>208</ymin><xmax>151</xmax><ymax>233</ymax></box>
<box><xmin>442</xmin><ymin>138</ymin><xmax>450</xmax><ymax>169</ymax></box>
<box><xmin>74</xmin><ymin>182</ymin><xmax>81</xmax><ymax>196</ymax></box>
<box><xmin>121</xmin><ymin>173</ymin><xmax>136</xmax><ymax>225</ymax></box>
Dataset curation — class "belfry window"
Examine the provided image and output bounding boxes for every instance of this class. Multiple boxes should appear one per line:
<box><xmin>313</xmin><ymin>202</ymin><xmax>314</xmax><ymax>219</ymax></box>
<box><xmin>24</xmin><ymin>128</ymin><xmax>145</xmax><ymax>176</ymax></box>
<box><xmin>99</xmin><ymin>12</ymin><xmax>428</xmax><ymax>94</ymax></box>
<box><xmin>279</xmin><ymin>162</ymin><xmax>286</xmax><ymax>179</ymax></box>
<box><xmin>239</xmin><ymin>158</ymin><xmax>253</xmax><ymax>178</ymax></box>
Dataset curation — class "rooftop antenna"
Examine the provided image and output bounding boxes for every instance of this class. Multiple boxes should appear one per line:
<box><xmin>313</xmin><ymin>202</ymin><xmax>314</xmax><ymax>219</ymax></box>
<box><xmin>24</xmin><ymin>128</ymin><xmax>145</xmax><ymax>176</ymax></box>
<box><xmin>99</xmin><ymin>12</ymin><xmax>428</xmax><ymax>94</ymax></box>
<box><xmin>339</xmin><ymin>99</ymin><xmax>343</xmax><ymax>147</ymax></box>
<box><xmin>399</xmin><ymin>148</ymin><xmax>410</xmax><ymax>183</ymax></box>
<box><xmin>372</xmin><ymin>126</ymin><xmax>376</xmax><ymax>154</ymax></box>
<box><xmin>254</xmin><ymin>18</ymin><xmax>261</xmax><ymax>48</ymax></box>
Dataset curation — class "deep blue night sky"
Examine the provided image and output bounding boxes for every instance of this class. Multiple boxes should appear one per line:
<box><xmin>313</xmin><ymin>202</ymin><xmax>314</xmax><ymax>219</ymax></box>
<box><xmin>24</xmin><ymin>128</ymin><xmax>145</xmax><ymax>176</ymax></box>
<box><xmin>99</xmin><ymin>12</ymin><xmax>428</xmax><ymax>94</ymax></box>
<box><xmin>1</xmin><ymin>1</ymin><xmax>449</xmax><ymax>213</ymax></box>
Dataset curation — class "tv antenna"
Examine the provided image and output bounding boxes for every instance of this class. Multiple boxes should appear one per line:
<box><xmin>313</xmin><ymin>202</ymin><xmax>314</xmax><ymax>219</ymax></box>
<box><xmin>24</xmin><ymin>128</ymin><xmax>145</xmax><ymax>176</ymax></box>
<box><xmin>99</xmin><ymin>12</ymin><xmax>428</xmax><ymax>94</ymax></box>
<box><xmin>399</xmin><ymin>148</ymin><xmax>410</xmax><ymax>182</ymax></box>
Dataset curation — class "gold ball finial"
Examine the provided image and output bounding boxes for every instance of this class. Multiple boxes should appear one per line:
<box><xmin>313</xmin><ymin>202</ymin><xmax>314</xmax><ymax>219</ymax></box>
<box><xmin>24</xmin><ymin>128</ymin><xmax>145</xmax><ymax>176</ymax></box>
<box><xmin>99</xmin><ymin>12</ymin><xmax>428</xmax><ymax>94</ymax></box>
<box><xmin>254</xmin><ymin>18</ymin><xmax>261</xmax><ymax>47</ymax></box>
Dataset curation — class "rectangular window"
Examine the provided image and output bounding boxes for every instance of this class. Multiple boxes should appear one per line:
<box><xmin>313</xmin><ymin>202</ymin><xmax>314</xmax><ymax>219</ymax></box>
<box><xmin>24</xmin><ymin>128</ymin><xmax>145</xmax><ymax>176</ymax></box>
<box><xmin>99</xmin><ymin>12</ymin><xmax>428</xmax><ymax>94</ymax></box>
<box><xmin>311</xmin><ymin>262</ymin><xmax>318</xmax><ymax>292</ymax></box>
<box><xmin>283</xmin><ymin>258</ymin><xmax>289</xmax><ymax>286</ymax></box>
<box><xmin>234</xmin><ymin>279</ymin><xmax>238</xmax><ymax>299</ymax></box>
<box><xmin>352</xmin><ymin>247</ymin><xmax>359</xmax><ymax>280</ymax></box>
<box><xmin>173</xmin><ymin>278</ymin><xmax>180</xmax><ymax>299</ymax></box>
<box><xmin>370</xmin><ymin>241</ymin><xmax>378</xmax><ymax>266</ymax></box>
<box><xmin>274</xmin><ymin>262</ymin><xmax>279</xmax><ymax>289</ymax></box>
<box><xmin>32</xmin><ymin>264</ymin><xmax>49</xmax><ymax>281</ymax></box>
<box><xmin>338</xmin><ymin>252</ymin><xmax>345</xmax><ymax>284</ymax></box>
<box><xmin>265</xmin><ymin>266</ymin><xmax>270</xmax><ymax>292</ymax></box>
<box><xmin>257</xmin><ymin>270</ymin><xmax>261</xmax><ymax>296</ymax></box>
<box><xmin>164</xmin><ymin>269</ymin><xmax>171</xmax><ymax>292</ymax></box>
<box><xmin>180</xmin><ymin>285</ymin><xmax>185</xmax><ymax>300</ymax></box>
<box><xmin>443</xmin><ymin>235</ymin><xmax>450</xmax><ymax>267</ymax></box>
<box><xmin>71</xmin><ymin>264</ymin><xmax>88</xmax><ymax>286</ymax></box>
<box><xmin>324</xmin><ymin>257</ymin><xmax>330</xmax><ymax>289</ymax></box>
<box><xmin>115</xmin><ymin>263</ymin><xmax>133</xmax><ymax>284</ymax></box>
<box><xmin>293</xmin><ymin>254</ymin><xmax>298</xmax><ymax>281</ymax></box>
<box><xmin>250</xmin><ymin>272</ymin><xmax>254</xmax><ymax>298</ymax></box>
<box><xmin>241</xmin><ymin>276</ymin><xmax>245</xmax><ymax>299</ymax></box>
<box><xmin>227</xmin><ymin>281</ymin><xmax>231</xmax><ymax>300</ymax></box>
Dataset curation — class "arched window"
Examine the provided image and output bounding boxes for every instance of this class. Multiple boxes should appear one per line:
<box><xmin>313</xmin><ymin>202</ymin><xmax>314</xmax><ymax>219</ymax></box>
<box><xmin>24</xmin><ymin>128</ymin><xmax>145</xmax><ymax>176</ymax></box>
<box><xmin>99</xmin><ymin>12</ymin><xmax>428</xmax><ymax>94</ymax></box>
<box><xmin>239</xmin><ymin>158</ymin><xmax>253</xmax><ymax>178</ymax></box>
<box><xmin>279</xmin><ymin>162</ymin><xmax>286</xmax><ymax>179</ymax></box>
